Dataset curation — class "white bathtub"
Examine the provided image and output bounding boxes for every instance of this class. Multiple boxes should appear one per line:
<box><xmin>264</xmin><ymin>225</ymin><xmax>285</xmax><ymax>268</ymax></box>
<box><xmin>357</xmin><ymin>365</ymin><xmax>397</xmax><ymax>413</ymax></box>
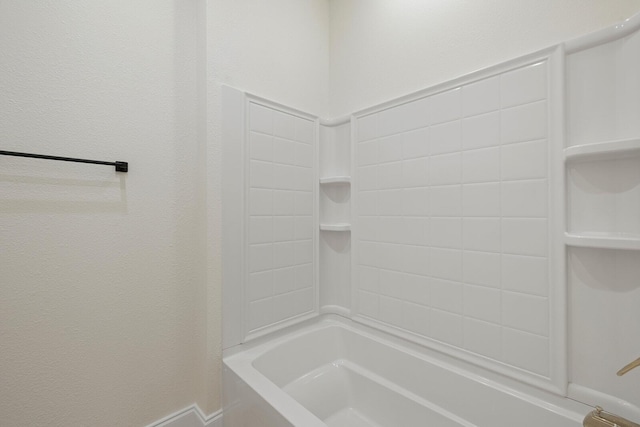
<box><xmin>223</xmin><ymin>315</ymin><xmax>590</xmax><ymax>427</ymax></box>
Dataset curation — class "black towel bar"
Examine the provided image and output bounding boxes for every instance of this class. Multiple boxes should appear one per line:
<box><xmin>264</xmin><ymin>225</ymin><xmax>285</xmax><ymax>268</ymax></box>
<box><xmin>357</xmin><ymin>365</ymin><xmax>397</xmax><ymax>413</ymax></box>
<box><xmin>0</xmin><ymin>150</ymin><xmax>128</xmax><ymax>172</ymax></box>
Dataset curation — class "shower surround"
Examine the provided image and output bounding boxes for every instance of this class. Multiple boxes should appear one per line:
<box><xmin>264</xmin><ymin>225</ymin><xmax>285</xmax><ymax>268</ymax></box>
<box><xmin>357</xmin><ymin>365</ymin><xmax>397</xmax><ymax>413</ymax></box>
<box><xmin>221</xmin><ymin>13</ymin><xmax>640</xmax><ymax>427</ymax></box>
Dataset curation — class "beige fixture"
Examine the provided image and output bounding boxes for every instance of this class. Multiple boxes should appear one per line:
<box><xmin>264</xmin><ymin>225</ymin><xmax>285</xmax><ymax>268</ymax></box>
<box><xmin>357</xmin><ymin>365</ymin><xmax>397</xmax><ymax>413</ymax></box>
<box><xmin>617</xmin><ymin>357</ymin><xmax>640</xmax><ymax>376</ymax></box>
<box><xmin>583</xmin><ymin>407</ymin><xmax>640</xmax><ymax>427</ymax></box>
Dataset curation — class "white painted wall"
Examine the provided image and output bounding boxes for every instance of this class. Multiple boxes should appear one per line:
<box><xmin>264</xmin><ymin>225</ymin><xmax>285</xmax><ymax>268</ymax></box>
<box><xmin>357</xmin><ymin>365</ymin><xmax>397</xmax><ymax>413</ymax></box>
<box><xmin>204</xmin><ymin>0</ymin><xmax>330</xmax><ymax>413</ymax></box>
<box><xmin>0</xmin><ymin>1</ymin><xmax>206</xmax><ymax>426</ymax></box>
<box><xmin>329</xmin><ymin>0</ymin><xmax>640</xmax><ymax>117</ymax></box>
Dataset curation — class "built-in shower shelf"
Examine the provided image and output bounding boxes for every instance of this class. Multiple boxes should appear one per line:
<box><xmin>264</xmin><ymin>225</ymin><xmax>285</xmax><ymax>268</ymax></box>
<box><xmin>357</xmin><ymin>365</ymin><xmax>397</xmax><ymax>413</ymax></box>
<box><xmin>565</xmin><ymin>232</ymin><xmax>640</xmax><ymax>250</ymax></box>
<box><xmin>319</xmin><ymin>176</ymin><xmax>351</xmax><ymax>185</ymax></box>
<box><xmin>565</xmin><ymin>137</ymin><xmax>640</xmax><ymax>162</ymax></box>
<box><xmin>320</xmin><ymin>223</ymin><xmax>351</xmax><ymax>232</ymax></box>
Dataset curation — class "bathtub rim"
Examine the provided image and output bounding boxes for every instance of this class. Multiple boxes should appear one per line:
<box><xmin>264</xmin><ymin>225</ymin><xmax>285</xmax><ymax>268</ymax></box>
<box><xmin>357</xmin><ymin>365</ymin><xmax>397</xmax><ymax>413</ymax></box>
<box><xmin>223</xmin><ymin>313</ymin><xmax>593</xmax><ymax>426</ymax></box>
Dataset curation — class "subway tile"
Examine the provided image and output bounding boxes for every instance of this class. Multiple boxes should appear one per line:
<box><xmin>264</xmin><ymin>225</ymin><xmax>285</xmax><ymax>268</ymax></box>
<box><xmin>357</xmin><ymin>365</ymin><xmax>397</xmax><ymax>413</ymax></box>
<box><xmin>295</xmin><ymin>142</ymin><xmax>313</xmax><ymax>168</ymax></box>
<box><xmin>359</xmin><ymin>216</ymin><xmax>379</xmax><ymax>242</ymax></box>
<box><xmin>272</xmin><ymin>164</ymin><xmax>293</xmax><ymax>190</ymax></box>
<box><xmin>501</xmin><ymin>140</ymin><xmax>547</xmax><ymax>181</ymax></box>
<box><xmin>430</xmin><ymin>309</ymin><xmax>463</xmax><ymax>347</ymax></box>
<box><xmin>402</xmin><ymin>273</ymin><xmax>431</xmax><ymax>306</ymax></box>
<box><xmin>273</xmin><ymin>137</ymin><xmax>297</xmax><ymax>165</ymax></box>
<box><xmin>359</xmin><ymin>241</ymin><xmax>379</xmax><ymax>267</ymax></box>
<box><xmin>273</xmin><ymin>110</ymin><xmax>297</xmax><ymax>141</ymax></box>
<box><xmin>430</xmin><ymin>278</ymin><xmax>463</xmax><ymax>313</ymax></box>
<box><xmin>501</xmin><ymin>101</ymin><xmax>547</xmax><ymax>144</ymax></box>
<box><xmin>430</xmin><ymin>185</ymin><xmax>461</xmax><ymax>217</ymax></box>
<box><xmin>295</xmin><ymin>118</ymin><xmax>314</xmax><ymax>144</ymax></box>
<box><xmin>430</xmin><ymin>88</ymin><xmax>462</xmax><ymax>124</ymax></box>
<box><xmin>294</xmin><ymin>167</ymin><xmax>313</xmax><ymax>192</ymax></box>
<box><xmin>401</xmin><ymin>217</ymin><xmax>430</xmax><ymax>246</ymax></box>
<box><xmin>250</xmin><ymin>131</ymin><xmax>272</xmax><ymax>162</ymax></box>
<box><xmin>402</xmin><ymin>245</ymin><xmax>431</xmax><ymax>276</ymax></box>
<box><xmin>358</xmin><ymin>140</ymin><xmax>378</xmax><ymax>166</ymax></box>
<box><xmin>402</xmin><ymin>157</ymin><xmax>429</xmax><ymax>188</ymax></box>
<box><xmin>463</xmin><ymin>284</ymin><xmax>501</xmax><ymax>323</ymax></box>
<box><xmin>403</xmin><ymin>127</ymin><xmax>430</xmax><ymax>159</ymax></box>
<box><xmin>402</xmin><ymin>96</ymin><xmax>431</xmax><ymax>130</ymax></box>
<box><xmin>273</xmin><ymin>216</ymin><xmax>294</xmax><ymax>242</ymax></box>
<box><xmin>430</xmin><ymin>217</ymin><xmax>462</xmax><ymax>249</ymax></box>
<box><xmin>249</xmin><ymin>243</ymin><xmax>273</xmax><ymax>273</ymax></box>
<box><xmin>294</xmin><ymin>192</ymin><xmax>313</xmax><ymax>216</ymax></box>
<box><xmin>378</xmin><ymin>243</ymin><xmax>404</xmax><ymax>271</ymax></box>
<box><xmin>462</xmin><ymin>182</ymin><xmax>500</xmax><ymax>217</ymax></box>
<box><xmin>379</xmin><ymin>295</ymin><xmax>404</xmax><ymax>326</ymax></box>
<box><xmin>402</xmin><ymin>302</ymin><xmax>431</xmax><ymax>337</ymax></box>
<box><xmin>502</xmin><ymin>292</ymin><xmax>549</xmax><ymax>336</ymax></box>
<box><xmin>378</xmin><ymin>134</ymin><xmax>404</xmax><ymax>163</ymax></box>
<box><xmin>359</xmin><ymin>265</ymin><xmax>379</xmax><ymax>293</ymax></box>
<box><xmin>250</xmin><ymin>160</ymin><xmax>273</xmax><ymax>188</ymax></box>
<box><xmin>248</xmin><ymin>271</ymin><xmax>273</xmax><ymax>302</ymax></box>
<box><xmin>358</xmin><ymin>165</ymin><xmax>378</xmax><ymax>190</ymax></box>
<box><xmin>462</xmin><ymin>111</ymin><xmax>500</xmax><ymax>151</ymax></box>
<box><xmin>272</xmin><ymin>292</ymin><xmax>297</xmax><ymax>322</ymax></box>
<box><xmin>503</xmin><ymin>328</ymin><xmax>549</xmax><ymax>376</ymax></box>
<box><xmin>250</xmin><ymin>189</ymin><xmax>272</xmax><ymax>216</ymax></box>
<box><xmin>380</xmin><ymin>189</ymin><xmax>404</xmax><ymax>216</ymax></box>
<box><xmin>358</xmin><ymin>290</ymin><xmax>379</xmax><ymax>318</ymax></box>
<box><xmin>462</xmin><ymin>147</ymin><xmax>500</xmax><ymax>183</ymax></box>
<box><xmin>294</xmin><ymin>216</ymin><xmax>313</xmax><ymax>240</ymax></box>
<box><xmin>294</xmin><ymin>287</ymin><xmax>314</xmax><ymax>314</ymax></box>
<box><xmin>463</xmin><ymin>218</ymin><xmax>500</xmax><ymax>253</ymax></box>
<box><xmin>402</xmin><ymin>188</ymin><xmax>430</xmax><ymax>216</ymax></box>
<box><xmin>462</xmin><ymin>76</ymin><xmax>500</xmax><ymax>117</ymax></box>
<box><xmin>378</xmin><ymin>217</ymin><xmax>405</xmax><ymax>244</ymax></box>
<box><xmin>273</xmin><ymin>241</ymin><xmax>294</xmax><ymax>269</ymax></box>
<box><xmin>248</xmin><ymin>298</ymin><xmax>272</xmax><ymax>331</ymax></box>
<box><xmin>501</xmin><ymin>61</ymin><xmax>547</xmax><ymax>108</ymax></box>
<box><xmin>379</xmin><ymin>269</ymin><xmax>404</xmax><ymax>297</ymax></box>
<box><xmin>430</xmin><ymin>153</ymin><xmax>461</xmax><ymax>185</ymax></box>
<box><xmin>463</xmin><ymin>250</ymin><xmax>500</xmax><ymax>288</ymax></box>
<box><xmin>378</xmin><ymin>161</ymin><xmax>403</xmax><ymax>189</ymax></box>
<box><xmin>430</xmin><ymin>120</ymin><xmax>461</xmax><ymax>155</ymax></box>
<box><xmin>502</xmin><ymin>218</ymin><xmax>547</xmax><ymax>256</ymax></box>
<box><xmin>273</xmin><ymin>267</ymin><xmax>295</xmax><ymax>295</ymax></box>
<box><xmin>273</xmin><ymin>190</ymin><xmax>294</xmax><ymax>216</ymax></box>
<box><xmin>358</xmin><ymin>113</ymin><xmax>378</xmax><ymax>142</ymax></box>
<box><xmin>250</xmin><ymin>103</ymin><xmax>273</xmax><ymax>134</ymax></box>
<box><xmin>294</xmin><ymin>240</ymin><xmax>313</xmax><ymax>265</ymax></box>
<box><xmin>295</xmin><ymin>263</ymin><xmax>313</xmax><ymax>289</ymax></box>
<box><xmin>358</xmin><ymin>191</ymin><xmax>378</xmax><ymax>216</ymax></box>
<box><xmin>501</xmin><ymin>254</ymin><xmax>548</xmax><ymax>296</ymax></box>
<box><xmin>501</xmin><ymin>180</ymin><xmax>548</xmax><ymax>217</ymax></box>
<box><xmin>249</xmin><ymin>217</ymin><xmax>272</xmax><ymax>244</ymax></box>
<box><xmin>464</xmin><ymin>318</ymin><xmax>501</xmax><ymax>360</ymax></box>
<box><xmin>430</xmin><ymin>248</ymin><xmax>462</xmax><ymax>282</ymax></box>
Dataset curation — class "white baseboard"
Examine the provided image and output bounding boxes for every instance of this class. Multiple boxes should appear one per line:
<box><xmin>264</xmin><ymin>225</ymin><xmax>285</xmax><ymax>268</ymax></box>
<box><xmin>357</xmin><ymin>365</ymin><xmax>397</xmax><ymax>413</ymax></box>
<box><xmin>147</xmin><ymin>404</ymin><xmax>223</xmax><ymax>427</ymax></box>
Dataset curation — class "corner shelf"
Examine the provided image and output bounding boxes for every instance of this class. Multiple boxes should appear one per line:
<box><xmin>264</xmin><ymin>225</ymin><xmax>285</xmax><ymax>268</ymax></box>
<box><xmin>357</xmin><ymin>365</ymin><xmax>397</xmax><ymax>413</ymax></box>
<box><xmin>319</xmin><ymin>176</ymin><xmax>351</xmax><ymax>185</ymax></box>
<box><xmin>320</xmin><ymin>223</ymin><xmax>351</xmax><ymax>232</ymax></box>
<box><xmin>565</xmin><ymin>137</ymin><xmax>640</xmax><ymax>162</ymax></box>
<box><xmin>565</xmin><ymin>232</ymin><xmax>640</xmax><ymax>251</ymax></box>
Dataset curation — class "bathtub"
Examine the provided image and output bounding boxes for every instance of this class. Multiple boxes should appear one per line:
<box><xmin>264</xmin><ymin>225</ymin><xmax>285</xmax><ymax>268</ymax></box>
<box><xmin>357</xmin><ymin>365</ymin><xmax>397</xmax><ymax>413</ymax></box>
<box><xmin>223</xmin><ymin>315</ymin><xmax>590</xmax><ymax>427</ymax></box>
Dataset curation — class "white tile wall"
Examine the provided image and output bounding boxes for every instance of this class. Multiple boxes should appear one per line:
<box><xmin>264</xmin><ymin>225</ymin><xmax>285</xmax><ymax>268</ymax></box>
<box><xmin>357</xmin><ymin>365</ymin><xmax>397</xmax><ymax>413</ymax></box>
<box><xmin>355</xmin><ymin>60</ymin><xmax>552</xmax><ymax>377</ymax></box>
<box><xmin>247</xmin><ymin>102</ymin><xmax>315</xmax><ymax>334</ymax></box>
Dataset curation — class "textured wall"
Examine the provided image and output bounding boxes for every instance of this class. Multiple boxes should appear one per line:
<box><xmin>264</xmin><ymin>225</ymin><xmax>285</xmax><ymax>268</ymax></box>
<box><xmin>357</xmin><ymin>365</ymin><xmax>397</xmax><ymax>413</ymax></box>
<box><xmin>329</xmin><ymin>0</ymin><xmax>640</xmax><ymax>117</ymax></box>
<box><xmin>0</xmin><ymin>1</ymin><xmax>205</xmax><ymax>426</ymax></box>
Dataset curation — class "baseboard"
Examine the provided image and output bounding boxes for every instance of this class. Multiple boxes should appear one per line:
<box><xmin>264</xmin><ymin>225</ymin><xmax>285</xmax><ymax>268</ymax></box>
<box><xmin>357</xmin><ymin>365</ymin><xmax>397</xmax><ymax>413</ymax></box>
<box><xmin>147</xmin><ymin>404</ymin><xmax>223</xmax><ymax>427</ymax></box>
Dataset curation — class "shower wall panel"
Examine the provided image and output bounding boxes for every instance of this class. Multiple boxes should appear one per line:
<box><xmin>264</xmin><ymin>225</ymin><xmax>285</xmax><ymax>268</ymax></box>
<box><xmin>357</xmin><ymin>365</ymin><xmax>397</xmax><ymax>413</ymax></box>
<box><xmin>352</xmin><ymin>54</ymin><xmax>562</xmax><ymax>387</ymax></box>
<box><xmin>245</xmin><ymin>100</ymin><xmax>318</xmax><ymax>336</ymax></box>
